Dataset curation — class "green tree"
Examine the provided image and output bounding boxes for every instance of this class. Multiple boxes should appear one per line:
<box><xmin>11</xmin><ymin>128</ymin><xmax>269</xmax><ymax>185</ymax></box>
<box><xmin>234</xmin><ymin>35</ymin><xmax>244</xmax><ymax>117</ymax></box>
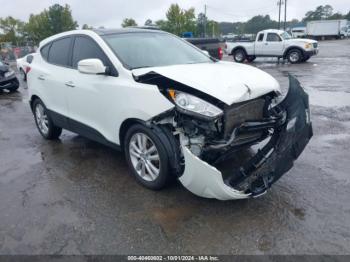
<box><xmin>344</xmin><ymin>11</ymin><xmax>350</xmax><ymax>20</ymax></box>
<box><xmin>82</xmin><ymin>24</ymin><xmax>93</xmax><ymax>29</ymax></box>
<box><xmin>244</xmin><ymin>15</ymin><xmax>278</xmax><ymax>34</ymax></box>
<box><xmin>0</xmin><ymin>16</ymin><xmax>25</xmax><ymax>45</ymax></box>
<box><xmin>207</xmin><ymin>20</ymin><xmax>220</xmax><ymax>37</ymax></box>
<box><xmin>303</xmin><ymin>5</ymin><xmax>334</xmax><ymax>21</ymax></box>
<box><xmin>196</xmin><ymin>12</ymin><xmax>207</xmax><ymax>37</ymax></box>
<box><xmin>47</xmin><ymin>4</ymin><xmax>78</xmax><ymax>34</ymax></box>
<box><xmin>155</xmin><ymin>19</ymin><xmax>169</xmax><ymax>31</ymax></box>
<box><xmin>24</xmin><ymin>4</ymin><xmax>77</xmax><ymax>44</ymax></box>
<box><xmin>144</xmin><ymin>19</ymin><xmax>153</xmax><ymax>26</ymax></box>
<box><xmin>165</xmin><ymin>4</ymin><xmax>196</xmax><ymax>36</ymax></box>
<box><xmin>121</xmin><ymin>18</ymin><xmax>137</xmax><ymax>27</ymax></box>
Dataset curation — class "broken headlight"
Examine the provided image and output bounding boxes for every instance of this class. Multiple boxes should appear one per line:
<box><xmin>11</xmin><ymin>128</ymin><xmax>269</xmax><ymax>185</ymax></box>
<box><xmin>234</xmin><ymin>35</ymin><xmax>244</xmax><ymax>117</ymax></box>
<box><xmin>169</xmin><ymin>90</ymin><xmax>223</xmax><ymax>119</ymax></box>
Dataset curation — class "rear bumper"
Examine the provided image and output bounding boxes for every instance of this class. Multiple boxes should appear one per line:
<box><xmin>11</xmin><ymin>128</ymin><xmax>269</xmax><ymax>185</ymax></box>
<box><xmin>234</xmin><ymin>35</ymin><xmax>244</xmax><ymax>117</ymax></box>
<box><xmin>0</xmin><ymin>76</ymin><xmax>19</xmax><ymax>90</ymax></box>
<box><xmin>179</xmin><ymin>75</ymin><xmax>312</xmax><ymax>200</ymax></box>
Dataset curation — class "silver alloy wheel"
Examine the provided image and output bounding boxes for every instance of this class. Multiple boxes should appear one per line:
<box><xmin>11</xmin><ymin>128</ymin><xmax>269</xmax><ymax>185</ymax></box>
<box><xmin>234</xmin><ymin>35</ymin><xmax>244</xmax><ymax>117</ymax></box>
<box><xmin>129</xmin><ymin>133</ymin><xmax>160</xmax><ymax>182</ymax></box>
<box><xmin>35</xmin><ymin>104</ymin><xmax>49</xmax><ymax>135</ymax></box>
<box><xmin>289</xmin><ymin>51</ymin><xmax>300</xmax><ymax>63</ymax></box>
<box><xmin>235</xmin><ymin>51</ymin><xmax>244</xmax><ymax>61</ymax></box>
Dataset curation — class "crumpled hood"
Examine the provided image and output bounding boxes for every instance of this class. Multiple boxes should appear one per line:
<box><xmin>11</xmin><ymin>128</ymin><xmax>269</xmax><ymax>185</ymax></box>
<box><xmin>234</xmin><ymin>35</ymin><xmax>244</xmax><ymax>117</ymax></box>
<box><xmin>132</xmin><ymin>61</ymin><xmax>280</xmax><ymax>105</ymax></box>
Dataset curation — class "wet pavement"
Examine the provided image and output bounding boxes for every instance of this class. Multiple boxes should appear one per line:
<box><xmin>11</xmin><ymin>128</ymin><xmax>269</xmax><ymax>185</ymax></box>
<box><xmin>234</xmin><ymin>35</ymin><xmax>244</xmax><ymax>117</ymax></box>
<box><xmin>0</xmin><ymin>39</ymin><xmax>350</xmax><ymax>255</ymax></box>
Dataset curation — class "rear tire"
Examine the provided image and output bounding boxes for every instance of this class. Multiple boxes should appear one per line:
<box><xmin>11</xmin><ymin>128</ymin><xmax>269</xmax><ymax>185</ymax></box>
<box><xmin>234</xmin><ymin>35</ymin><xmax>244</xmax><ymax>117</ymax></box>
<box><xmin>232</xmin><ymin>49</ymin><xmax>246</xmax><ymax>63</ymax></box>
<box><xmin>124</xmin><ymin>123</ymin><xmax>172</xmax><ymax>190</ymax></box>
<box><xmin>287</xmin><ymin>49</ymin><xmax>303</xmax><ymax>64</ymax></box>
<box><xmin>33</xmin><ymin>99</ymin><xmax>62</xmax><ymax>140</ymax></box>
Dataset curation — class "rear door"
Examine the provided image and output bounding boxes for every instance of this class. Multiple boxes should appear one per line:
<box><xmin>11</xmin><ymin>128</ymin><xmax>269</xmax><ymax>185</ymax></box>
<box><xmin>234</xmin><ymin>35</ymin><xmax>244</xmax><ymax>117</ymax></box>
<box><xmin>264</xmin><ymin>33</ymin><xmax>284</xmax><ymax>56</ymax></box>
<box><xmin>38</xmin><ymin>37</ymin><xmax>73</xmax><ymax>122</ymax></box>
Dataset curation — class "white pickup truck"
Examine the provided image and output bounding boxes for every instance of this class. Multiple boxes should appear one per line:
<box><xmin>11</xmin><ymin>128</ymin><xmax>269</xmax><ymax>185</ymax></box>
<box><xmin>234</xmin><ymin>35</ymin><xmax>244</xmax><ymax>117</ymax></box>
<box><xmin>226</xmin><ymin>29</ymin><xmax>318</xmax><ymax>63</ymax></box>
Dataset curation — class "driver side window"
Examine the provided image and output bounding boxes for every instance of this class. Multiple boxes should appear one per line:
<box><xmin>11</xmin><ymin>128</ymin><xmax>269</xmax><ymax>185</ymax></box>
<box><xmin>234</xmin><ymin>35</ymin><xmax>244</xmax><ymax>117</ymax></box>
<box><xmin>72</xmin><ymin>36</ymin><xmax>118</xmax><ymax>76</ymax></box>
<box><xmin>266</xmin><ymin>33</ymin><xmax>281</xmax><ymax>42</ymax></box>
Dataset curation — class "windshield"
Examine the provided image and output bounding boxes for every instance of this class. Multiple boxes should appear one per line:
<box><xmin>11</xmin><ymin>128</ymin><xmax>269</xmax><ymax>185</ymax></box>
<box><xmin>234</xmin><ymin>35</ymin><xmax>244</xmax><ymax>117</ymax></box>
<box><xmin>103</xmin><ymin>32</ymin><xmax>213</xmax><ymax>69</ymax></box>
<box><xmin>280</xmin><ymin>31</ymin><xmax>292</xmax><ymax>40</ymax></box>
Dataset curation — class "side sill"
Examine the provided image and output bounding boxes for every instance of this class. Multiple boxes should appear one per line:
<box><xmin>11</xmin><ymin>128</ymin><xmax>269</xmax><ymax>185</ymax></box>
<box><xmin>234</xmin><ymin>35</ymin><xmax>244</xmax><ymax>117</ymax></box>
<box><xmin>47</xmin><ymin>109</ymin><xmax>121</xmax><ymax>151</ymax></box>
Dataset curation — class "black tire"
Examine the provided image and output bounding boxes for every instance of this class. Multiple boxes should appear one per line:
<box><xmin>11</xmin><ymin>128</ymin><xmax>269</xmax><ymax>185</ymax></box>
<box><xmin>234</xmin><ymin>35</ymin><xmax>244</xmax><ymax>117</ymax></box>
<box><xmin>287</xmin><ymin>49</ymin><xmax>303</xmax><ymax>64</ymax></box>
<box><xmin>20</xmin><ymin>68</ymin><xmax>27</xmax><ymax>81</ymax></box>
<box><xmin>124</xmin><ymin>123</ymin><xmax>172</xmax><ymax>190</ymax></box>
<box><xmin>8</xmin><ymin>85</ymin><xmax>19</xmax><ymax>92</ymax></box>
<box><xmin>247</xmin><ymin>55</ymin><xmax>256</xmax><ymax>62</ymax></box>
<box><xmin>33</xmin><ymin>99</ymin><xmax>62</xmax><ymax>140</ymax></box>
<box><xmin>232</xmin><ymin>49</ymin><xmax>246</xmax><ymax>63</ymax></box>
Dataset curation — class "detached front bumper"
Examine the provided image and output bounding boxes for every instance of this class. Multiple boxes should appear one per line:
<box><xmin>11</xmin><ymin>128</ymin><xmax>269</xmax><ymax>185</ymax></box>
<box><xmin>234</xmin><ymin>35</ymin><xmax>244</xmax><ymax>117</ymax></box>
<box><xmin>179</xmin><ymin>75</ymin><xmax>313</xmax><ymax>200</ymax></box>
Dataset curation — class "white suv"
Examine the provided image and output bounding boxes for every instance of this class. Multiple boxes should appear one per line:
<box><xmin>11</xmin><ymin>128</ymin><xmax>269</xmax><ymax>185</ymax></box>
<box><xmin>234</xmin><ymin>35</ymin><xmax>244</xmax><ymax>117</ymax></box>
<box><xmin>27</xmin><ymin>28</ymin><xmax>312</xmax><ymax>200</ymax></box>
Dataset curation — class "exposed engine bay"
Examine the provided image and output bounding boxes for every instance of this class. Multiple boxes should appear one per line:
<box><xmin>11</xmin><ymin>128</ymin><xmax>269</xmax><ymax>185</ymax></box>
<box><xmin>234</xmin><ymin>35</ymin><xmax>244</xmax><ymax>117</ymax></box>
<box><xmin>135</xmin><ymin>72</ymin><xmax>313</xmax><ymax>200</ymax></box>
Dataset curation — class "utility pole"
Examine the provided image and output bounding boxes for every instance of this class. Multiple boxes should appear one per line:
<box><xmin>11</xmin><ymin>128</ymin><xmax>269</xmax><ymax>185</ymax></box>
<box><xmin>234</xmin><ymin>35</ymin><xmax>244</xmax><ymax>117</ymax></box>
<box><xmin>204</xmin><ymin>4</ymin><xmax>207</xmax><ymax>37</ymax></box>
<box><xmin>278</xmin><ymin>0</ymin><xmax>282</xmax><ymax>29</ymax></box>
<box><xmin>284</xmin><ymin>0</ymin><xmax>287</xmax><ymax>30</ymax></box>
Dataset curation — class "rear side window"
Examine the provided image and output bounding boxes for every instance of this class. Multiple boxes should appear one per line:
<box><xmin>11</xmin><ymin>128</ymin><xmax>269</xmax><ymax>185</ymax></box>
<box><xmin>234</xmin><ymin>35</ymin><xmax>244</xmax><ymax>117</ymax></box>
<box><xmin>40</xmin><ymin>45</ymin><xmax>50</xmax><ymax>61</ymax></box>
<box><xmin>258</xmin><ymin>33</ymin><xmax>264</xmax><ymax>41</ymax></box>
<box><xmin>266</xmin><ymin>33</ymin><xmax>281</xmax><ymax>42</ymax></box>
<box><xmin>72</xmin><ymin>36</ymin><xmax>109</xmax><ymax>68</ymax></box>
<box><xmin>48</xmin><ymin>37</ymin><xmax>72</xmax><ymax>66</ymax></box>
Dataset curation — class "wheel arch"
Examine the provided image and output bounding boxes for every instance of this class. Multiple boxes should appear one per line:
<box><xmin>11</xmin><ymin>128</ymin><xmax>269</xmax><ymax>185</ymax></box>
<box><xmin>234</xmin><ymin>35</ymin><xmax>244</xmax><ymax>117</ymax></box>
<box><xmin>231</xmin><ymin>46</ymin><xmax>248</xmax><ymax>55</ymax></box>
<box><xmin>119</xmin><ymin>118</ymin><xmax>183</xmax><ymax>176</ymax></box>
<box><xmin>29</xmin><ymin>95</ymin><xmax>41</xmax><ymax>112</ymax></box>
<box><xmin>283</xmin><ymin>46</ymin><xmax>305</xmax><ymax>59</ymax></box>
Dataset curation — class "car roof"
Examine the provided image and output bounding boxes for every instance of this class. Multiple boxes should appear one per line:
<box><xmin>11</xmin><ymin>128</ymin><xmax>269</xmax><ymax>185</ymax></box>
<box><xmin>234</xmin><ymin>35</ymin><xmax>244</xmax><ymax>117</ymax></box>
<box><xmin>92</xmin><ymin>27</ymin><xmax>165</xmax><ymax>36</ymax></box>
<box><xmin>261</xmin><ymin>29</ymin><xmax>285</xmax><ymax>34</ymax></box>
<box><xmin>39</xmin><ymin>28</ymin><xmax>166</xmax><ymax>48</ymax></box>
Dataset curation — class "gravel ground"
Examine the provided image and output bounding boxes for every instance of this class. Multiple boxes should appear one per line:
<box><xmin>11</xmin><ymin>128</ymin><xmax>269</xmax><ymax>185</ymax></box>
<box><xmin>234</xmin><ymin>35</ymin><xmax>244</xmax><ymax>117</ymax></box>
<box><xmin>0</xmin><ymin>39</ymin><xmax>349</xmax><ymax>255</ymax></box>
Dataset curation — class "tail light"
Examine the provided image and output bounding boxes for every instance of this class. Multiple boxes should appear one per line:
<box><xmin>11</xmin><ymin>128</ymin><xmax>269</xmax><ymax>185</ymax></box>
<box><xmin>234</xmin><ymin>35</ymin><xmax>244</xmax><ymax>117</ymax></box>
<box><xmin>218</xmin><ymin>47</ymin><xmax>223</xmax><ymax>60</ymax></box>
<box><xmin>25</xmin><ymin>66</ymin><xmax>31</xmax><ymax>74</ymax></box>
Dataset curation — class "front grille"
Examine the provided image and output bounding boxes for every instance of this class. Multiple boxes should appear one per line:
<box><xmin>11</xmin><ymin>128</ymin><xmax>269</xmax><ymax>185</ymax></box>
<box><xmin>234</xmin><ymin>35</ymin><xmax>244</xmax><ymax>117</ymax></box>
<box><xmin>313</xmin><ymin>43</ymin><xmax>318</xmax><ymax>48</ymax></box>
<box><xmin>223</xmin><ymin>98</ymin><xmax>265</xmax><ymax>138</ymax></box>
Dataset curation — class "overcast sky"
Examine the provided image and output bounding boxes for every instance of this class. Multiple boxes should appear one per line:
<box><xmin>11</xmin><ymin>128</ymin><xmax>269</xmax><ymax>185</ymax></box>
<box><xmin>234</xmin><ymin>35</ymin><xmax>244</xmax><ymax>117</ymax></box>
<box><xmin>1</xmin><ymin>0</ymin><xmax>349</xmax><ymax>28</ymax></box>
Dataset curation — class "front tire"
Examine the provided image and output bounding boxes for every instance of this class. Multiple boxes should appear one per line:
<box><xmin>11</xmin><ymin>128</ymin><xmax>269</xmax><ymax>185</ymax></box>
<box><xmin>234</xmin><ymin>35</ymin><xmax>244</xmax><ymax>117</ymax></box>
<box><xmin>124</xmin><ymin>123</ymin><xmax>171</xmax><ymax>190</ymax></box>
<box><xmin>287</xmin><ymin>49</ymin><xmax>303</xmax><ymax>64</ymax></box>
<box><xmin>33</xmin><ymin>99</ymin><xmax>62</xmax><ymax>140</ymax></box>
<box><xmin>232</xmin><ymin>49</ymin><xmax>246</xmax><ymax>63</ymax></box>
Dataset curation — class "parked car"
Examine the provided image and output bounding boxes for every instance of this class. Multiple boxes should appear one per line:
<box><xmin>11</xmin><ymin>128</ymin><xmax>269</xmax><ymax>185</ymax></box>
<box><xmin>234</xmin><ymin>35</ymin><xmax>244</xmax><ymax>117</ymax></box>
<box><xmin>27</xmin><ymin>28</ymin><xmax>312</xmax><ymax>200</ymax></box>
<box><xmin>226</xmin><ymin>29</ymin><xmax>318</xmax><ymax>63</ymax></box>
<box><xmin>16</xmin><ymin>53</ymin><xmax>34</xmax><ymax>81</ymax></box>
<box><xmin>0</xmin><ymin>60</ymin><xmax>19</xmax><ymax>92</ymax></box>
<box><xmin>306</xmin><ymin>19</ymin><xmax>348</xmax><ymax>40</ymax></box>
<box><xmin>184</xmin><ymin>37</ymin><xmax>224</xmax><ymax>60</ymax></box>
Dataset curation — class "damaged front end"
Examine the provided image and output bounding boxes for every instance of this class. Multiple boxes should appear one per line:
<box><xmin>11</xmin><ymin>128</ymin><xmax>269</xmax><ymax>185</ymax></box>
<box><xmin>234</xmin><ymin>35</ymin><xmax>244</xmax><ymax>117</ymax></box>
<box><xmin>137</xmin><ymin>73</ymin><xmax>312</xmax><ymax>200</ymax></box>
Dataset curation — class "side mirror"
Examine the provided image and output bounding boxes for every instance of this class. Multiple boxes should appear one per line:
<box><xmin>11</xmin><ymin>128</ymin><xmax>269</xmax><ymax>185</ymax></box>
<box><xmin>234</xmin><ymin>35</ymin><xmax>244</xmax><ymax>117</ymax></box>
<box><xmin>78</xmin><ymin>59</ymin><xmax>106</xmax><ymax>74</ymax></box>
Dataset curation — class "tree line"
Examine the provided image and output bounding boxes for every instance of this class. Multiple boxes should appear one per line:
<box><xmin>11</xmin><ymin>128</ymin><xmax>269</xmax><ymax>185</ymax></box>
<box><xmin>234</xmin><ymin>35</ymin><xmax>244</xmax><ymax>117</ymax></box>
<box><xmin>0</xmin><ymin>4</ymin><xmax>77</xmax><ymax>46</ymax></box>
<box><xmin>1</xmin><ymin>3</ymin><xmax>349</xmax><ymax>46</ymax></box>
